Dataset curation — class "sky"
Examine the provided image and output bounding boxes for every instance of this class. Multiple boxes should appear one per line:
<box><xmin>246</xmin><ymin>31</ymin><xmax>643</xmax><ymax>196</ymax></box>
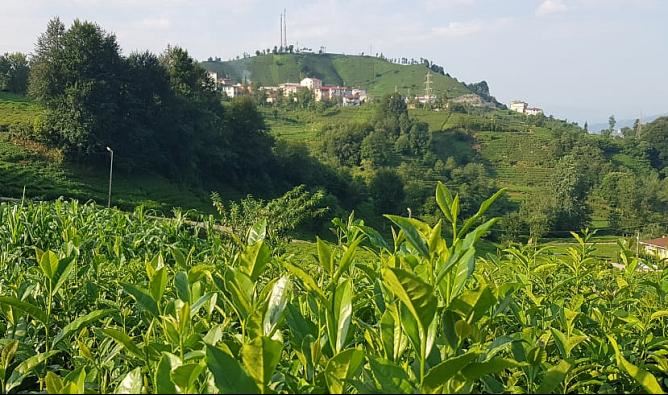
<box><xmin>1</xmin><ymin>0</ymin><xmax>666</xmax><ymax>125</ymax></box>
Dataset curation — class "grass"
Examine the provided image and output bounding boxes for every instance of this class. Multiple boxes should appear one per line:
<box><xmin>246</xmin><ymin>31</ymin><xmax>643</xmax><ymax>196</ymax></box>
<box><xmin>0</xmin><ymin>91</ymin><xmax>43</xmax><ymax>130</ymax></box>
<box><xmin>262</xmin><ymin>106</ymin><xmax>375</xmax><ymax>145</ymax></box>
<box><xmin>0</xmin><ymin>133</ymin><xmax>222</xmax><ymax>213</ymax></box>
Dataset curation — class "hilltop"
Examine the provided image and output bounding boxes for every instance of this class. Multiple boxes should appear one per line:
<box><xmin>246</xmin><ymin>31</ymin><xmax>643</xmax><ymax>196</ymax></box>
<box><xmin>200</xmin><ymin>53</ymin><xmax>482</xmax><ymax>100</ymax></box>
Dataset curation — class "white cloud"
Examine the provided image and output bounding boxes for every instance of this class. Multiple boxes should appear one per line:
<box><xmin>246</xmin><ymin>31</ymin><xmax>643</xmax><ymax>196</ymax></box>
<box><xmin>536</xmin><ymin>0</ymin><xmax>568</xmax><ymax>16</ymax></box>
<box><xmin>423</xmin><ymin>0</ymin><xmax>475</xmax><ymax>10</ymax></box>
<box><xmin>431</xmin><ymin>21</ymin><xmax>482</xmax><ymax>38</ymax></box>
<box><xmin>140</xmin><ymin>17</ymin><xmax>170</xmax><ymax>29</ymax></box>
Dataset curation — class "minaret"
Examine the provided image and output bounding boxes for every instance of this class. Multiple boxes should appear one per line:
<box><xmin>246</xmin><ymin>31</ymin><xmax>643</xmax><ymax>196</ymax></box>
<box><xmin>280</xmin><ymin>12</ymin><xmax>283</xmax><ymax>48</ymax></box>
<box><xmin>283</xmin><ymin>9</ymin><xmax>287</xmax><ymax>48</ymax></box>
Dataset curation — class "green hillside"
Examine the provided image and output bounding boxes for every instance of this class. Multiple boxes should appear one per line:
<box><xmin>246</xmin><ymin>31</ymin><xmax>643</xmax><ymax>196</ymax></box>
<box><xmin>200</xmin><ymin>53</ymin><xmax>473</xmax><ymax>99</ymax></box>
<box><xmin>0</xmin><ymin>92</ymin><xmax>43</xmax><ymax>130</ymax></box>
<box><xmin>0</xmin><ymin>94</ymin><xmax>232</xmax><ymax>212</ymax></box>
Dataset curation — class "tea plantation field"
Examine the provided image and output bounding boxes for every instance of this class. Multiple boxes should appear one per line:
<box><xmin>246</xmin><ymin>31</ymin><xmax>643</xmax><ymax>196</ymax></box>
<box><xmin>0</xmin><ymin>183</ymin><xmax>665</xmax><ymax>393</ymax></box>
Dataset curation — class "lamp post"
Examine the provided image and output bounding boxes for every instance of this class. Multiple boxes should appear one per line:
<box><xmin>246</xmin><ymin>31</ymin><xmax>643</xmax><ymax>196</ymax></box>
<box><xmin>106</xmin><ymin>146</ymin><xmax>113</xmax><ymax>208</ymax></box>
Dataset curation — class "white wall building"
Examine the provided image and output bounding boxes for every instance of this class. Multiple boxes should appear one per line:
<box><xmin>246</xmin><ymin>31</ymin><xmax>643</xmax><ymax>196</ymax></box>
<box><xmin>352</xmin><ymin>88</ymin><xmax>368</xmax><ymax>102</ymax></box>
<box><xmin>526</xmin><ymin>107</ymin><xmax>544</xmax><ymax>116</ymax></box>
<box><xmin>279</xmin><ymin>82</ymin><xmax>303</xmax><ymax>96</ymax></box>
<box><xmin>510</xmin><ymin>100</ymin><xmax>528</xmax><ymax>113</ymax></box>
<box><xmin>207</xmin><ymin>71</ymin><xmax>218</xmax><ymax>83</ymax></box>
<box><xmin>300</xmin><ymin>77</ymin><xmax>322</xmax><ymax>91</ymax></box>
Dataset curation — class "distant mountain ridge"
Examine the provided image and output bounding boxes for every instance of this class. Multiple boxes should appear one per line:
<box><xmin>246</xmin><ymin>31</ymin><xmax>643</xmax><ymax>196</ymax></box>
<box><xmin>200</xmin><ymin>53</ymin><xmax>497</xmax><ymax>103</ymax></box>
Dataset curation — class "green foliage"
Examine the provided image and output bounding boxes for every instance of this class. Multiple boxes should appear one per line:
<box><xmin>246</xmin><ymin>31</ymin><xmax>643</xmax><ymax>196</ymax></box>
<box><xmin>640</xmin><ymin>116</ymin><xmax>668</xmax><ymax>172</ymax></box>
<box><xmin>25</xmin><ymin>18</ymin><xmax>278</xmax><ymax>189</ymax></box>
<box><xmin>0</xmin><ymin>52</ymin><xmax>30</xmax><ymax>94</ymax></box>
<box><xmin>599</xmin><ymin>172</ymin><xmax>668</xmax><ymax>234</ymax></box>
<box><xmin>369</xmin><ymin>169</ymin><xmax>405</xmax><ymax>215</ymax></box>
<box><xmin>317</xmin><ymin>122</ymin><xmax>372</xmax><ymax>166</ymax></box>
<box><xmin>0</xmin><ymin>183</ymin><xmax>666</xmax><ymax>394</ymax></box>
<box><xmin>211</xmin><ymin>184</ymin><xmax>327</xmax><ymax>246</ymax></box>
<box><xmin>361</xmin><ymin>129</ymin><xmax>392</xmax><ymax>167</ymax></box>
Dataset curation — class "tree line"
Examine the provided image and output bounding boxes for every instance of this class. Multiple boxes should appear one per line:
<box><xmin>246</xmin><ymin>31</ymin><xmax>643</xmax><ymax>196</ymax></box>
<box><xmin>15</xmin><ymin>18</ymin><xmax>276</xmax><ymax>187</ymax></box>
<box><xmin>0</xmin><ymin>52</ymin><xmax>29</xmax><ymax>94</ymax></box>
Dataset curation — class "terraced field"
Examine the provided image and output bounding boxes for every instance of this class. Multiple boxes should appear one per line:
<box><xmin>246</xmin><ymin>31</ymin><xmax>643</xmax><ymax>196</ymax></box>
<box><xmin>474</xmin><ymin>130</ymin><xmax>556</xmax><ymax>194</ymax></box>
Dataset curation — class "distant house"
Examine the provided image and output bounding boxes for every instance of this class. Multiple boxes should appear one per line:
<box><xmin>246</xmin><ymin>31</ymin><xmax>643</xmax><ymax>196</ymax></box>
<box><xmin>510</xmin><ymin>100</ymin><xmax>544</xmax><ymax>116</ymax></box>
<box><xmin>207</xmin><ymin>71</ymin><xmax>236</xmax><ymax>92</ymax></box>
<box><xmin>325</xmin><ymin>85</ymin><xmax>352</xmax><ymax>98</ymax></box>
<box><xmin>342</xmin><ymin>94</ymin><xmax>362</xmax><ymax>106</ymax></box>
<box><xmin>207</xmin><ymin>71</ymin><xmax>218</xmax><ymax>83</ymax></box>
<box><xmin>510</xmin><ymin>100</ymin><xmax>528</xmax><ymax>113</ymax></box>
<box><xmin>352</xmin><ymin>88</ymin><xmax>368</xmax><ymax>102</ymax></box>
<box><xmin>415</xmin><ymin>95</ymin><xmax>436</xmax><ymax>105</ymax></box>
<box><xmin>300</xmin><ymin>77</ymin><xmax>322</xmax><ymax>90</ymax></box>
<box><xmin>315</xmin><ymin>87</ymin><xmax>331</xmax><ymax>101</ymax></box>
<box><xmin>222</xmin><ymin>83</ymin><xmax>246</xmax><ymax>98</ymax></box>
<box><xmin>640</xmin><ymin>237</ymin><xmax>668</xmax><ymax>259</ymax></box>
<box><xmin>526</xmin><ymin>107</ymin><xmax>544</xmax><ymax>116</ymax></box>
<box><xmin>279</xmin><ymin>82</ymin><xmax>303</xmax><ymax>96</ymax></box>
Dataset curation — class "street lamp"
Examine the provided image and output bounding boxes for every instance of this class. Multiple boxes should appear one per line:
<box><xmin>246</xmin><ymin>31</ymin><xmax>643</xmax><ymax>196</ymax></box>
<box><xmin>106</xmin><ymin>146</ymin><xmax>113</xmax><ymax>208</ymax></box>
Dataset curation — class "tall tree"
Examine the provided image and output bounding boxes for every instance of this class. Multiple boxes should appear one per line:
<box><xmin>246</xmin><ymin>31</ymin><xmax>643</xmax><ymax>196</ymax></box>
<box><xmin>29</xmin><ymin>18</ymin><xmax>66</xmax><ymax>101</ymax></box>
<box><xmin>30</xmin><ymin>18</ymin><xmax>124</xmax><ymax>156</ymax></box>
<box><xmin>549</xmin><ymin>154</ymin><xmax>593</xmax><ymax>231</ymax></box>
<box><xmin>369</xmin><ymin>169</ymin><xmax>405</xmax><ymax>215</ymax></box>
<box><xmin>0</xmin><ymin>52</ymin><xmax>30</xmax><ymax>94</ymax></box>
<box><xmin>639</xmin><ymin>116</ymin><xmax>668</xmax><ymax>172</ymax></box>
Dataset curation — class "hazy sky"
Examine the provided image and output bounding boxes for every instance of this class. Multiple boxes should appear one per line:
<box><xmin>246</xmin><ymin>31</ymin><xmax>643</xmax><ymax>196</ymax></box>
<box><xmin>1</xmin><ymin>0</ymin><xmax>666</xmax><ymax>124</ymax></box>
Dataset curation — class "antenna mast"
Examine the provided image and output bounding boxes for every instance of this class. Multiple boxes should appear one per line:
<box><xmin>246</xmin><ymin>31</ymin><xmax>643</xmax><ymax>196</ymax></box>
<box><xmin>284</xmin><ymin>9</ymin><xmax>287</xmax><ymax>48</ymax></box>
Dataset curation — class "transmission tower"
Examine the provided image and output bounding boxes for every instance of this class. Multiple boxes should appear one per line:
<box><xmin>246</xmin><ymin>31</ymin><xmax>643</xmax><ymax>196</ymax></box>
<box><xmin>424</xmin><ymin>70</ymin><xmax>433</xmax><ymax>108</ymax></box>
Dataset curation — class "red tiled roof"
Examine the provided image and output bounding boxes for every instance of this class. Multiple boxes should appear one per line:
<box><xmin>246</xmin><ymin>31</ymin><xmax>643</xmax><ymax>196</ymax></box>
<box><xmin>641</xmin><ymin>237</ymin><xmax>668</xmax><ymax>249</ymax></box>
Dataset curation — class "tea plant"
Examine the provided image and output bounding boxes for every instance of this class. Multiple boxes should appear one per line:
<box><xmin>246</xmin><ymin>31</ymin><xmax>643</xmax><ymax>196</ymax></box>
<box><xmin>0</xmin><ymin>183</ymin><xmax>666</xmax><ymax>393</ymax></box>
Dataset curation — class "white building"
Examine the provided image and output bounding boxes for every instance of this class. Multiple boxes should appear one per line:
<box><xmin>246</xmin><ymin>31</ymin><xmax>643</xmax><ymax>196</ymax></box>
<box><xmin>222</xmin><ymin>83</ymin><xmax>246</xmax><ymax>98</ymax></box>
<box><xmin>526</xmin><ymin>107</ymin><xmax>544</xmax><ymax>116</ymax></box>
<box><xmin>300</xmin><ymin>77</ymin><xmax>322</xmax><ymax>91</ymax></box>
<box><xmin>352</xmin><ymin>88</ymin><xmax>368</xmax><ymax>102</ymax></box>
<box><xmin>207</xmin><ymin>71</ymin><xmax>218</xmax><ymax>83</ymax></box>
<box><xmin>279</xmin><ymin>82</ymin><xmax>303</xmax><ymax>96</ymax></box>
<box><xmin>510</xmin><ymin>100</ymin><xmax>528</xmax><ymax>113</ymax></box>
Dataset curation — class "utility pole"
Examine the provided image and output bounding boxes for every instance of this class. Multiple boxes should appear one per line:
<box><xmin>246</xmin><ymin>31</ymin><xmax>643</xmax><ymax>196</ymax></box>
<box><xmin>106</xmin><ymin>146</ymin><xmax>114</xmax><ymax>208</ymax></box>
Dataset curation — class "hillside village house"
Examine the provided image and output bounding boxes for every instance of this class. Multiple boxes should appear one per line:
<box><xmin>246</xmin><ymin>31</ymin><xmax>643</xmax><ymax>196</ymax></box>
<box><xmin>300</xmin><ymin>77</ymin><xmax>322</xmax><ymax>90</ymax></box>
<box><xmin>207</xmin><ymin>71</ymin><xmax>241</xmax><ymax>96</ymax></box>
<box><xmin>640</xmin><ymin>237</ymin><xmax>668</xmax><ymax>260</ymax></box>
<box><xmin>510</xmin><ymin>100</ymin><xmax>544</xmax><ymax>116</ymax></box>
<box><xmin>284</xmin><ymin>77</ymin><xmax>367</xmax><ymax>104</ymax></box>
<box><xmin>279</xmin><ymin>82</ymin><xmax>302</xmax><ymax>96</ymax></box>
<box><xmin>510</xmin><ymin>100</ymin><xmax>528</xmax><ymax>113</ymax></box>
<box><xmin>205</xmin><ymin>73</ymin><xmax>368</xmax><ymax>104</ymax></box>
